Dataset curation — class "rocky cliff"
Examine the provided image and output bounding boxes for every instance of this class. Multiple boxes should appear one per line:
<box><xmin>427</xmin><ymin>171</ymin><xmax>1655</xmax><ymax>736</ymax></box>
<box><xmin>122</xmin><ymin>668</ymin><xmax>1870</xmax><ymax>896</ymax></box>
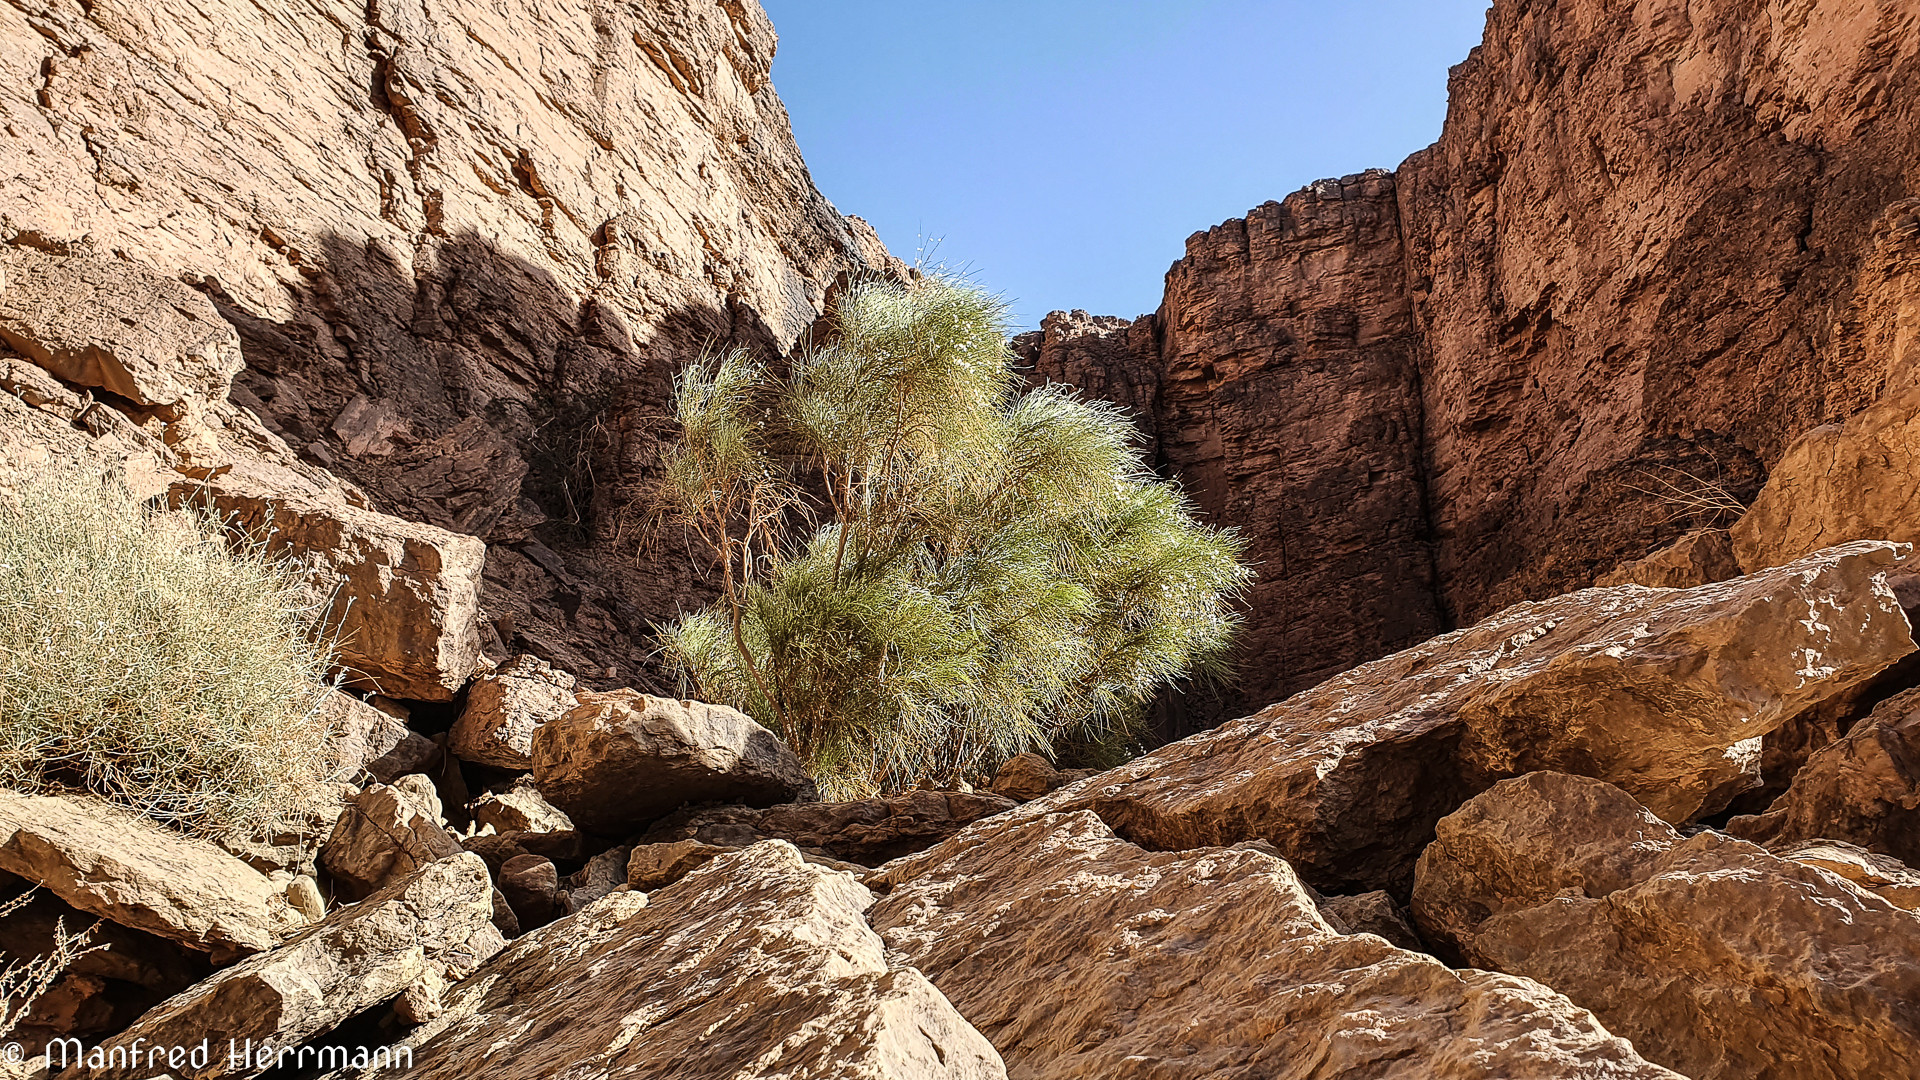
<box><xmin>1026</xmin><ymin>0</ymin><xmax>1920</xmax><ymax>728</ymax></box>
<box><xmin>1</xmin><ymin>0</ymin><xmax>894</xmax><ymax>689</ymax></box>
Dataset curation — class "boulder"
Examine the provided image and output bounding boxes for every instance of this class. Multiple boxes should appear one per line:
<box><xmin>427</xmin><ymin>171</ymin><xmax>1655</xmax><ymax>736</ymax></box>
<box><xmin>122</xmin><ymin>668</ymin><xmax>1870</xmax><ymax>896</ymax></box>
<box><xmin>636</xmin><ymin>789</ymin><xmax>1016</xmax><ymax>866</ymax></box>
<box><xmin>495</xmin><ymin>854</ymin><xmax>563</xmax><ymax>931</ymax></box>
<box><xmin>988</xmin><ymin>753</ymin><xmax>1062</xmax><ymax>801</ymax></box>
<box><xmin>367</xmin><ymin>843</ymin><xmax>1006</xmax><ymax>1079</ymax></box>
<box><xmin>1727</xmin><ymin>685</ymin><xmax>1920</xmax><ymax>865</ymax></box>
<box><xmin>323</xmin><ymin>690</ymin><xmax>439</xmax><ymax>784</ymax></box>
<box><xmin>468</xmin><ymin>778</ymin><xmax>573</xmax><ymax>835</ymax></box>
<box><xmin>172</xmin><ymin>473</ymin><xmax>485</xmax><ymax>701</ymax></box>
<box><xmin>1029</xmin><ymin>542</ymin><xmax>1914</xmax><ymax>893</ymax></box>
<box><xmin>562</xmin><ymin>845</ymin><xmax>629</xmax><ymax>913</ymax></box>
<box><xmin>319</xmin><ymin>783</ymin><xmax>462</xmax><ymax>898</ymax></box>
<box><xmin>0</xmin><ymin>790</ymin><xmax>304</xmax><ymax>963</ymax></box>
<box><xmin>459</xmin><ymin>831</ymin><xmax>590</xmax><ymax>877</ymax></box>
<box><xmin>447</xmin><ymin>655</ymin><xmax>576</xmax><ymax>769</ymax></box>
<box><xmin>81</xmin><ymin>853</ymin><xmax>504</xmax><ymax>1080</ymax></box>
<box><xmin>530</xmin><ymin>691</ymin><xmax>814</xmax><ymax>835</ymax></box>
<box><xmin>0</xmin><ymin>248</ymin><xmax>242</xmax><ymax>420</ymax></box>
<box><xmin>1596</xmin><ymin>528</ymin><xmax>1741</xmax><ymax>588</ymax></box>
<box><xmin>1412</xmin><ymin>772</ymin><xmax>1920</xmax><ymax>1080</ymax></box>
<box><xmin>1316</xmin><ymin>890</ymin><xmax>1424</xmax><ymax>952</ymax></box>
<box><xmin>868</xmin><ymin>810</ymin><xmax>1679</xmax><ymax>1079</ymax></box>
<box><xmin>1777</xmin><ymin>839</ymin><xmax>1920</xmax><ymax>910</ymax></box>
<box><xmin>1732</xmin><ymin>385</ymin><xmax>1920</xmax><ymax>573</ymax></box>
<box><xmin>625</xmin><ymin>839</ymin><xmax>734</xmax><ymax>891</ymax></box>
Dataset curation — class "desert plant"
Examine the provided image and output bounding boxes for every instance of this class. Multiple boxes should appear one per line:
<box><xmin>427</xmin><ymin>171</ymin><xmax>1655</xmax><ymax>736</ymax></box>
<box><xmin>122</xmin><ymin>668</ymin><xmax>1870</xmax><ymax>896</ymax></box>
<box><xmin>0</xmin><ymin>464</ymin><xmax>338</xmax><ymax>838</ymax></box>
<box><xmin>0</xmin><ymin>889</ymin><xmax>98</xmax><ymax>1049</ymax></box>
<box><xmin>656</xmin><ymin>274</ymin><xmax>1250</xmax><ymax>797</ymax></box>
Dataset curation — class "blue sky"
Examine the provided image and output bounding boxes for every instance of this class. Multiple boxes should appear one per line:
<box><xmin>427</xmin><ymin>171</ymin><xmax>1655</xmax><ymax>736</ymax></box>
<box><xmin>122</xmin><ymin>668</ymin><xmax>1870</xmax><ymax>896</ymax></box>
<box><xmin>761</xmin><ymin>1</ymin><xmax>1493</xmax><ymax>327</ymax></box>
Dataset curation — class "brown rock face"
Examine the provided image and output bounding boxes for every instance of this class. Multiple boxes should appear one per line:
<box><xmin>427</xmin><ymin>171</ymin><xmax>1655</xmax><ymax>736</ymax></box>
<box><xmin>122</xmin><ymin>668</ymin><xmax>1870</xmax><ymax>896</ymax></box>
<box><xmin>320</xmin><ymin>782</ymin><xmax>463</xmax><ymax>898</ymax></box>
<box><xmin>448</xmin><ymin>655</ymin><xmax>577</xmax><ymax>769</ymax></box>
<box><xmin>869</xmin><ymin>809</ymin><xmax>1680</xmax><ymax>1080</ymax></box>
<box><xmin>635</xmin><ymin>789</ymin><xmax>1016</xmax><ymax>866</ymax></box>
<box><xmin>0</xmin><ymin>0</ymin><xmax>894</xmax><ymax>690</ymax></box>
<box><xmin>1595</xmin><ymin>528</ymin><xmax>1741</xmax><ymax>589</ymax></box>
<box><xmin>1018</xmin><ymin>172</ymin><xmax>1443</xmax><ymax>729</ymax></box>
<box><xmin>1033</xmin><ymin>542</ymin><xmax>1913</xmax><ymax>894</ymax></box>
<box><xmin>1412</xmin><ymin>773</ymin><xmax>1920</xmax><ymax>1080</ymax></box>
<box><xmin>1727</xmin><ymin>684</ymin><xmax>1920</xmax><ymax>864</ymax></box>
<box><xmin>381</xmin><ymin>842</ymin><xmax>1007</xmax><ymax>1080</ymax></box>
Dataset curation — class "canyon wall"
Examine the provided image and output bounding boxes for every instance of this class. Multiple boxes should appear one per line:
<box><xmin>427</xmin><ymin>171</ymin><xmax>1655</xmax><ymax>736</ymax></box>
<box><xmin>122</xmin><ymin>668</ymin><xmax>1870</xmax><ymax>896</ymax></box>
<box><xmin>0</xmin><ymin>0</ymin><xmax>891</xmax><ymax>690</ymax></box>
<box><xmin>1030</xmin><ymin>0</ymin><xmax>1920</xmax><ymax>727</ymax></box>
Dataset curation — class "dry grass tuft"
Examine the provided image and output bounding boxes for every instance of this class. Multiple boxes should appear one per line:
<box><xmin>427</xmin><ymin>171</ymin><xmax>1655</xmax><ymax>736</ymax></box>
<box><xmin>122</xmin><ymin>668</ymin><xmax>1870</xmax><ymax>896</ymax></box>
<box><xmin>0</xmin><ymin>463</ymin><xmax>338</xmax><ymax>838</ymax></box>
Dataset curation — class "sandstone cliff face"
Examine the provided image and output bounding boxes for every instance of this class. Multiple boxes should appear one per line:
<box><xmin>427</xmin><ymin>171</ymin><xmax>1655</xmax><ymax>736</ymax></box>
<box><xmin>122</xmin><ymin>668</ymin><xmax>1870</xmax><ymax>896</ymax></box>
<box><xmin>1032</xmin><ymin>0</ymin><xmax>1920</xmax><ymax>725</ymax></box>
<box><xmin>1</xmin><ymin>0</ymin><xmax>891</xmax><ymax>688</ymax></box>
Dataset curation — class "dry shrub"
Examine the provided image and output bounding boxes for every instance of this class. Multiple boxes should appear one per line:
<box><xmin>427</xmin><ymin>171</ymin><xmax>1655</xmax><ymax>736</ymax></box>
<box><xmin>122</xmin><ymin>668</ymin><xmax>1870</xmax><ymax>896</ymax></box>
<box><xmin>0</xmin><ymin>463</ymin><xmax>336</xmax><ymax>838</ymax></box>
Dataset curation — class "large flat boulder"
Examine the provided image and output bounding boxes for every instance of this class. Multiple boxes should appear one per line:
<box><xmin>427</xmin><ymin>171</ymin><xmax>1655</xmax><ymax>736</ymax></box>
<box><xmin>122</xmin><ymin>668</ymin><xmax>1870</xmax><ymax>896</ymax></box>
<box><xmin>1027</xmin><ymin>541</ymin><xmax>1914</xmax><ymax>893</ymax></box>
<box><xmin>0</xmin><ymin>248</ymin><xmax>242</xmax><ymax>420</ymax></box>
<box><xmin>0</xmin><ymin>790</ymin><xmax>304</xmax><ymax>963</ymax></box>
<box><xmin>173</xmin><ymin>473</ymin><xmax>485</xmax><ymax>701</ymax></box>
<box><xmin>75</xmin><ymin>853</ymin><xmax>504</xmax><ymax>1080</ymax></box>
<box><xmin>868</xmin><ymin>810</ymin><xmax>1679</xmax><ymax>1079</ymax></box>
<box><xmin>346</xmin><ymin>842</ymin><xmax>1005</xmax><ymax>1079</ymax></box>
<box><xmin>530</xmin><ymin>691</ymin><xmax>814</xmax><ymax>835</ymax></box>
<box><xmin>1727</xmin><ymin>684</ymin><xmax>1920</xmax><ymax>865</ymax></box>
<box><xmin>1732</xmin><ymin>385</ymin><xmax>1920</xmax><ymax>573</ymax></box>
<box><xmin>1412</xmin><ymin>772</ymin><xmax>1920</xmax><ymax>1080</ymax></box>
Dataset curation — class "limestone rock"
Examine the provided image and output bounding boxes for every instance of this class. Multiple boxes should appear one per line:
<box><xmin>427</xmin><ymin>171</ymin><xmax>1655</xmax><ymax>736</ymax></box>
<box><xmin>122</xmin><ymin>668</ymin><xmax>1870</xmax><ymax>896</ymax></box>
<box><xmin>1412</xmin><ymin>772</ymin><xmax>1920</xmax><ymax>1080</ymax></box>
<box><xmin>0</xmin><ymin>248</ymin><xmax>242</xmax><ymax>419</ymax></box>
<box><xmin>870</xmin><ymin>810</ymin><xmax>1679</xmax><ymax>1079</ymax></box>
<box><xmin>1034</xmin><ymin>542</ymin><xmax>1914</xmax><ymax>893</ymax></box>
<box><xmin>447</xmin><ymin>655</ymin><xmax>575</xmax><ymax>769</ymax></box>
<box><xmin>84</xmin><ymin>853</ymin><xmax>504</xmax><ymax>1080</ymax></box>
<box><xmin>562</xmin><ymin>845</ymin><xmax>629</xmax><ymax>912</ymax></box>
<box><xmin>468</xmin><ymin>778</ymin><xmax>573</xmax><ymax>835</ymax></box>
<box><xmin>320</xmin><ymin>783</ymin><xmax>462</xmax><ymax>898</ymax></box>
<box><xmin>625</xmin><ymin>839</ymin><xmax>733</xmax><ymax>891</ymax></box>
<box><xmin>988</xmin><ymin>754</ymin><xmax>1061</xmax><ymax>801</ymax></box>
<box><xmin>1596</xmin><ymin>529</ymin><xmax>1742</xmax><ymax>588</ymax></box>
<box><xmin>458</xmin><ymin>831</ymin><xmax>590</xmax><ymax>877</ymax></box>
<box><xmin>1778</xmin><ymin>839</ymin><xmax>1920</xmax><ymax>911</ymax></box>
<box><xmin>1734</xmin><ymin>385</ymin><xmax>1920</xmax><ymax>573</ymax></box>
<box><xmin>174</xmin><ymin>474</ymin><xmax>485</xmax><ymax>701</ymax></box>
<box><xmin>324</xmin><ymin>690</ymin><xmax>439</xmax><ymax>785</ymax></box>
<box><xmin>1316</xmin><ymin>890</ymin><xmax>1424</xmax><ymax>952</ymax></box>
<box><xmin>530</xmin><ymin>691</ymin><xmax>814</xmax><ymax>835</ymax></box>
<box><xmin>1727</xmin><ymin>684</ymin><xmax>1920</xmax><ymax>865</ymax></box>
<box><xmin>0</xmin><ymin>790</ymin><xmax>303</xmax><ymax>963</ymax></box>
<box><xmin>637</xmin><ymin>789</ymin><xmax>1015</xmax><ymax>866</ymax></box>
<box><xmin>356</xmin><ymin>842</ymin><xmax>1005</xmax><ymax>1079</ymax></box>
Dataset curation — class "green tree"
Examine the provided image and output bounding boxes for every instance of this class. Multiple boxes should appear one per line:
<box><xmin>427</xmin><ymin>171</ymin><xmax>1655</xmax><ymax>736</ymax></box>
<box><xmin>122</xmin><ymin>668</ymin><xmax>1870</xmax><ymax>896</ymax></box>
<box><xmin>656</xmin><ymin>275</ymin><xmax>1250</xmax><ymax>798</ymax></box>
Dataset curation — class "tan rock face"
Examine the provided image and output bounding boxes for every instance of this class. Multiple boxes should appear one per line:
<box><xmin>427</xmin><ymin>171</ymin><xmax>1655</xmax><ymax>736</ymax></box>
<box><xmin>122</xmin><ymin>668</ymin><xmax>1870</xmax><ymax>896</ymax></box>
<box><xmin>988</xmin><ymin>753</ymin><xmax>1061</xmax><ymax>801</ymax></box>
<box><xmin>0</xmin><ymin>790</ymin><xmax>304</xmax><ymax>963</ymax></box>
<box><xmin>1734</xmin><ymin>383</ymin><xmax>1920</xmax><ymax>573</ymax></box>
<box><xmin>869</xmin><ymin>809</ymin><xmax>1679</xmax><ymax>1080</ymax></box>
<box><xmin>1727</xmin><ymin>684</ymin><xmax>1920</xmax><ymax>865</ymax></box>
<box><xmin>0</xmin><ymin>248</ymin><xmax>242</xmax><ymax>420</ymax></box>
<box><xmin>1034</xmin><ymin>542</ymin><xmax>1913</xmax><ymax>893</ymax></box>
<box><xmin>83</xmin><ymin>853</ymin><xmax>504</xmax><ymax>1080</ymax></box>
<box><xmin>1413</xmin><ymin>773</ymin><xmax>1920</xmax><ymax>1080</ymax></box>
<box><xmin>1315</xmin><ymin>890</ymin><xmax>1424</xmax><ymax>951</ymax></box>
<box><xmin>175</xmin><ymin>473</ymin><xmax>486</xmax><ymax>701</ymax></box>
<box><xmin>447</xmin><ymin>655</ymin><xmax>576</xmax><ymax>769</ymax></box>
<box><xmin>0</xmin><ymin>0</ymin><xmax>893</xmax><ymax>690</ymax></box>
<box><xmin>469</xmin><ymin>778</ymin><xmax>574</xmax><ymax>835</ymax></box>
<box><xmin>530</xmin><ymin>690</ymin><xmax>814</xmax><ymax>835</ymax></box>
<box><xmin>637</xmin><ymin>789</ymin><xmax>1015</xmax><ymax>866</ymax></box>
<box><xmin>1777</xmin><ymin>839</ymin><xmax>1920</xmax><ymax>910</ymax></box>
<box><xmin>319</xmin><ymin>783</ymin><xmax>463</xmax><ymax>898</ymax></box>
<box><xmin>1596</xmin><ymin>529</ymin><xmax>1742</xmax><ymax>589</ymax></box>
<box><xmin>375</xmin><ymin>842</ymin><xmax>1005</xmax><ymax>1080</ymax></box>
<box><xmin>323</xmin><ymin>689</ymin><xmax>439</xmax><ymax>785</ymax></box>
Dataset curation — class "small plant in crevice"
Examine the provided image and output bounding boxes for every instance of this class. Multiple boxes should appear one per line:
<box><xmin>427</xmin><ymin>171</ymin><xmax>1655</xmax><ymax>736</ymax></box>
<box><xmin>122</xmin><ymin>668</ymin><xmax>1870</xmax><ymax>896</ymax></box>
<box><xmin>0</xmin><ymin>464</ymin><xmax>337</xmax><ymax>838</ymax></box>
<box><xmin>521</xmin><ymin>388</ymin><xmax>616</xmax><ymax>537</ymax></box>
<box><xmin>651</xmin><ymin>273</ymin><xmax>1251</xmax><ymax>799</ymax></box>
<box><xmin>0</xmin><ymin>889</ymin><xmax>99</xmax><ymax>1050</ymax></box>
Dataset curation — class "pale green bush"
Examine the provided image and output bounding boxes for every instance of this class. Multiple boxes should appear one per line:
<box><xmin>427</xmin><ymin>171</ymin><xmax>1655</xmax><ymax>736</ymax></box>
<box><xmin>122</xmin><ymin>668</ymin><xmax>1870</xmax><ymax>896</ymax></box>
<box><xmin>0</xmin><ymin>465</ymin><xmax>336</xmax><ymax>837</ymax></box>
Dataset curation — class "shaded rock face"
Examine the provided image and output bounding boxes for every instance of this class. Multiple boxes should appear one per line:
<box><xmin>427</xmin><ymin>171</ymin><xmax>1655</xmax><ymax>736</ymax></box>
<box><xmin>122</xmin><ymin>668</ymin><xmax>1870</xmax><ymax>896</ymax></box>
<box><xmin>869</xmin><ymin>809</ymin><xmax>1680</xmax><ymax>1080</ymax></box>
<box><xmin>1017</xmin><ymin>173</ymin><xmax>1443</xmax><ymax>731</ymax></box>
<box><xmin>1032</xmin><ymin>542</ymin><xmax>1913</xmax><ymax>894</ymax></box>
<box><xmin>0</xmin><ymin>0</ymin><xmax>894</xmax><ymax>691</ymax></box>
<box><xmin>1030</xmin><ymin>0</ymin><xmax>1920</xmax><ymax>724</ymax></box>
<box><xmin>634</xmin><ymin>789</ymin><xmax>1015</xmax><ymax>866</ymax></box>
<box><xmin>1728</xmin><ymin>684</ymin><xmax>1920</xmax><ymax>864</ymax></box>
<box><xmin>365</xmin><ymin>843</ymin><xmax>1006</xmax><ymax>1080</ymax></box>
<box><xmin>1595</xmin><ymin>528</ymin><xmax>1741</xmax><ymax>589</ymax></box>
<box><xmin>1412</xmin><ymin>773</ymin><xmax>1920</xmax><ymax>1080</ymax></box>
